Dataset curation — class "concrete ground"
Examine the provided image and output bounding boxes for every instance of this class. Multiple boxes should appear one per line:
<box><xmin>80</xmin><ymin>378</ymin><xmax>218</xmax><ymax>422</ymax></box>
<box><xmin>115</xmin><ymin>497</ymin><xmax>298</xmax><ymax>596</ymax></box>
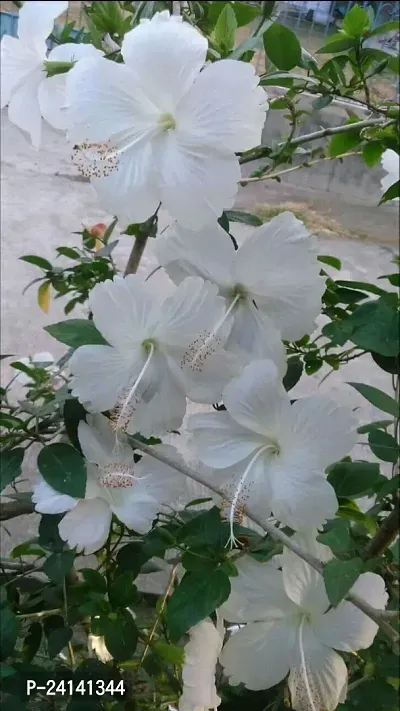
<box><xmin>1</xmin><ymin>111</ymin><xmax>398</xmax><ymax>558</ymax></box>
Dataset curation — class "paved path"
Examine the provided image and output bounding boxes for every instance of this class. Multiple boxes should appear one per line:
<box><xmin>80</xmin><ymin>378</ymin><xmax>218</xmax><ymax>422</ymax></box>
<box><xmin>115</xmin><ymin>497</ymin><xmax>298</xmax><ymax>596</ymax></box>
<box><xmin>1</xmin><ymin>112</ymin><xmax>397</xmax><ymax>555</ymax></box>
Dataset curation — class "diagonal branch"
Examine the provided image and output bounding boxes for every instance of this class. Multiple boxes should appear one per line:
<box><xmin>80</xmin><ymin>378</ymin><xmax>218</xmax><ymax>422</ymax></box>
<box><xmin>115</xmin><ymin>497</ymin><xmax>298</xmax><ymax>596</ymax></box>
<box><xmin>129</xmin><ymin>437</ymin><xmax>399</xmax><ymax>641</ymax></box>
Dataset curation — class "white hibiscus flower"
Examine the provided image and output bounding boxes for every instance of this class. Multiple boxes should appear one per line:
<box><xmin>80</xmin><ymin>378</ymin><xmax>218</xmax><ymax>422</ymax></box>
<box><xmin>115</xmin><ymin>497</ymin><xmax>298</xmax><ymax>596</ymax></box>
<box><xmin>65</xmin><ymin>10</ymin><xmax>267</xmax><ymax>228</ymax></box>
<box><xmin>0</xmin><ymin>1</ymin><xmax>102</xmax><ymax>148</ymax></box>
<box><xmin>220</xmin><ymin>533</ymin><xmax>388</xmax><ymax>711</ymax></box>
<box><xmin>14</xmin><ymin>351</ymin><xmax>59</xmax><ymax>386</ymax></box>
<box><xmin>381</xmin><ymin>149</ymin><xmax>399</xmax><ymax>200</ymax></box>
<box><xmin>179</xmin><ymin>617</ymin><xmax>224</xmax><ymax>711</ymax></box>
<box><xmin>32</xmin><ymin>414</ymin><xmax>184</xmax><ymax>554</ymax></box>
<box><xmin>189</xmin><ymin>360</ymin><xmax>357</xmax><ymax>539</ymax></box>
<box><xmin>156</xmin><ymin>212</ymin><xmax>325</xmax><ymax>361</ymax></box>
<box><xmin>69</xmin><ymin>275</ymin><xmax>238</xmax><ymax>438</ymax></box>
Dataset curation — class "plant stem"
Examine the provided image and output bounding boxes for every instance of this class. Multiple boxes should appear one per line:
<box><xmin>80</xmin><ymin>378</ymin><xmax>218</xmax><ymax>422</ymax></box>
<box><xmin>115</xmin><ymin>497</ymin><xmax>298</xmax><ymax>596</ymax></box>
<box><xmin>240</xmin><ymin>151</ymin><xmax>361</xmax><ymax>184</ymax></box>
<box><xmin>0</xmin><ymin>499</ymin><xmax>35</xmax><ymax>520</ymax></box>
<box><xmin>363</xmin><ymin>502</ymin><xmax>399</xmax><ymax>559</ymax></box>
<box><xmin>129</xmin><ymin>436</ymin><xmax>398</xmax><ymax>642</ymax></box>
<box><xmin>63</xmin><ymin>580</ymin><xmax>76</xmax><ymax>668</ymax></box>
<box><xmin>239</xmin><ymin>116</ymin><xmax>394</xmax><ymax>165</ymax></box>
<box><xmin>18</xmin><ymin>608</ymin><xmax>62</xmax><ymax>620</ymax></box>
<box><xmin>124</xmin><ymin>212</ymin><xmax>159</xmax><ymax>276</ymax></box>
<box><xmin>139</xmin><ymin>565</ymin><xmax>178</xmax><ymax>667</ymax></box>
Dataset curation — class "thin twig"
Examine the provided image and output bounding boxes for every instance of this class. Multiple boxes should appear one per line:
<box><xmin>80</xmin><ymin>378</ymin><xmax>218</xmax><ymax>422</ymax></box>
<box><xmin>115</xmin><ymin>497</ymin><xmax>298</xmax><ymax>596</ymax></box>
<box><xmin>18</xmin><ymin>608</ymin><xmax>63</xmax><ymax>620</ymax></box>
<box><xmin>139</xmin><ymin>564</ymin><xmax>178</xmax><ymax>666</ymax></box>
<box><xmin>240</xmin><ymin>151</ymin><xmax>361</xmax><ymax>185</ymax></box>
<box><xmin>63</xmin><ymin>579</ymin><xmax>76</xmax><ymax>668</ymax></box>
<box><xmin>129</xmin><ymin>437</ymin><xmax>398</xmax><ymax>642</ymax></box>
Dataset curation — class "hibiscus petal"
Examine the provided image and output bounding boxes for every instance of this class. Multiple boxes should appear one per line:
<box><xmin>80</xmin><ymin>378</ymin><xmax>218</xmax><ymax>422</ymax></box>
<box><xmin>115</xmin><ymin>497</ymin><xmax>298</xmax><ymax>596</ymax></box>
<box><xmin>268</xmin><ymin>462</ymin><xmax>338</xmax><ymax>531</ymax></box>
<box><xmin>59</xmin><ymin>497</ymin><xmax>111</xmax><ymax>554</ymax></box>
<box><xmin>180</xmin><ymin>618</ymin><xmax>222</xmax><ymax>711</ymax></box>
<box><xmin>178</xmin><ymin>58</ymin><xmax>267</xmax><ymax>153</ymax></box>
<box><xmin>282</xmin><ymin>531</ymin><xmax>332</xmax><ymax>615</ymax></box>
<box><xmin>227</xmin><ymin>301</ymin><xmax>287</xmax><ymax>375</ymax></box>
<box><xmin>220</xmin><ymin>556</ymin><xmax>297</xmax><ymax>623</ymax></box>
<box><xmin>8</xmin><ymin>68</ymin><xmax>44</xmax><ymax>149</ymax></box>
<box><xmin>78</xmin><ymin>417</ymin><xmax>133</xmax><ymax>468</ymax></box>
<box><xmin>122</xmin><ymin>12</ymin><xmax>207</xmax><ymax>112</ymax></box>
<box><xmin>189</xmin><ymin>411</ymin><xmax>264</xmax><ymax>468</ymax></box>
<box><xmin>18</xmin><ymin>1</ymin><xmax>68</xmax><ymax>55</ymax></box>
<box><xmin>220</xmin><ymin>619</ymin><xmax>296</xmax><ymax>691</ymax></box>
<box><xmin>0</xmin><ymin>36</ymin><xmax>41</xmax><ymax>109</ymax></box>
<box><xmin>312</xmin><ymin>572</ymin><xmax>388</xmax><ymax>652</ymax></box>
<box><xmin>289</xmin><ymin>624</ymin><xmax>348</xmax><ymax>711</ymax></box>
<box><xmin>69</xmin><ymin>345</ymin><xmax>136</xmax><ymax>413</ymax></box>
<box><xmin>223</xmin><ymin>359</ymin><xmax>290</xmax><ymax>436</ymax></box>
<box><xmin>126</xmin><ymin>362</ymin><xmax>187</xmax><ymax>437</ymax></box>
<box><xmin>155</xmin><ymin>221</ymin><xmax>234</xmax><ymax>290</ymax></box>
<box><xmin>160</xmin><ymin>136</ymin><xmax>240</xmax><ymax>228</ymax></box>
<box><xmin>32</xmin><ymin>476</ymin><xmax>78</xmax><ymax>514</ymax></box>
<box><xmin>287</xmin><ymin>395</ymin><xmax>358</xmax><ymax>471</ymax></box>
<box><xmin>89</xmin><ymin>276</ymin><xmax>155</xmax><ymax>351</ymax></box>
<box><xmin>234</xmin><ymin>212</ymin><xmax>325</xmax><ymax>341</ymax></box>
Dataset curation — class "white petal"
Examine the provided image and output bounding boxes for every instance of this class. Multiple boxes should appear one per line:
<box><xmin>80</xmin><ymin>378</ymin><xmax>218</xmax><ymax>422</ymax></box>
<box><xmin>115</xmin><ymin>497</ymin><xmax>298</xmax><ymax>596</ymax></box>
<box><xmin>59</xmin><ymin>497</ymin><xmax>111</xmax><ymax>554</ymax></box>
<box><xmin>289</xmin><ymin>625</ymin><xmax>348</xmax><ymax>711</ymax></box>
<box><xmin>0</xmin><ymin>36</ymin><xmax>42</xmax><ymax>108</ymax></box>
<box><xmin>381</xmin><ymin>149</ymin><xmax>399</xmax><ymax>198</ymax></box>
<box><xmin>89</xmin><ymin>276</ymin><xmax>155</xmax><ymax>350</ymax></box>
<box><xmin>69</xmin><ymin>345</ymin><xmax>136</xmax><ymax>413</ymax></box>
<box><xmin>282</xmin><ymin>532</ymin><xmax>332</xmax><ymax>615</ymax></box>
<box><xmin>160</xmin><ymin>137</ymin><xmax>240</xmax><ymax>228</ymax></box>
<box><xmin>18</xmin><ymin>1</ymin><xmax>68</xmax><ymax>55</ymax></box>
<box><xmin>78</xmin><ymin>417</ymin><xmax>133</xmax><ymax>468</ymax></box>
<box><xmin>153</xmin><ymin>277</ymin><xmax>227</xmax><ymax>347</ymax></box>
<box><xmin>189</xmin><ymin>411</ymin><xmax>264</xmax><ymax>468</ymax></box>
<box><xmin>312</xmin><ymin>572</ymin><xmax>388</xmax><ymax>652</ymax></box>
<box><xmin>181</xmin><ymin>349</ymin><xmax>242</xmax><ymax>404</ymax></box>
<box><xmin>122</xmin><ymin>13</ymin><xmax>207</xmax><ymax>112</ymax></box>
<box><xmin>287</xmin><ymin>395</ymin><xmax>358</xmax><ymax>471</ymax></box>
<box><xmin>227</xmin><ymin>301</ymin><xmax>287</xmax><ymax>374</ymax></box>
<box><xmin>178</xmin><ymin>59</ymin><xmax>267</xmax><ymax>153</ymax></box>
<box><xmin>32</xmin><ymin>351</ymin><xmax>54</xmax><ymax>364</ymax></box>
<box><xmin>220</xmin><ymin>556</ymin><xmax>297</xmax><ymax>623</ymax></box>
<box><xmin>179</xmin><ymin>618</ymin><xmax>222</xmax><ymax>711</ymax></box>
<box><xmin>155</xmin><ymin>221</ymin><xmax>234</xmax><ymax>290</ymax></box>
<box><xmin>8</xmin><ymin>69</ymin><xmax>44</xmax><ymax>148</ymax></box>
<box><xmin>66</xmin><ymin>58</ymin><xmax>160</xmax><ymax>144</ymax></box>
<box><xmin>111</xmin><ymin>444</ymin><xmax>184</xmax><ymax>531</ymax></box>
<box><xmin>38</xmin><ymin>74</ymin><xmax>69</xmax><ymax>130</ymax></box>
<box><xmin>90</xmin><ymin>142</ymin><xmax>160</xmax><ymax>228</ymax></box>
<box><xmin>268</xmin><ymin>461</ymin><xmax>338</xmax><ymax>531</ymax></box>
<box><xmin>32</xmin><ymin>476</ymin><xmax>78</xmax><ymax>514</ymax></box>
<box><xmin>223</xmin><ymin>359</ymin><xmax>291</xmax><ymax>437</ymax></box>
<box><xmin>234</xmin><ymin>212</ymin><xmax>325</xmax><ymax>340</ymax></box>
<box><xmin>220</xmin><ymin>619</ymin><xmax>296</xmax><ymax>691</ymax></box>
<box><xmin>48</xmin><ymin>42</ymin><xmax>103</xmax><ymax>63</ymax></box>
<box><xmin>126</xmin><ymin>363</ymin><xmax>187</xmax><ymax>437</ymax></box>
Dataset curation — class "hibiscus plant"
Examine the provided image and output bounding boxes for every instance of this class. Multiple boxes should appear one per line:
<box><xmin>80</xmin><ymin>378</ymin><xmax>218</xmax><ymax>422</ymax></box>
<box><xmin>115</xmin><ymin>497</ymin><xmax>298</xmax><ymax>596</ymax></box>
<box><xmin>0</xmin><ymin>2</ymin><xmax>399</xmax><ymax>711</ymax></box>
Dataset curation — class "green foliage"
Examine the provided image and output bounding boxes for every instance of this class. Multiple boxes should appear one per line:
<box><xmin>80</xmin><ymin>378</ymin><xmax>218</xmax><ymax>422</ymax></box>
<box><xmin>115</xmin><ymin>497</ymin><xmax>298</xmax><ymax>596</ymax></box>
<box><xmin>328</xmin><ymin>460</ymin><xmax>383</xmax><ymax>498</ymax></box>
<box><xmin>38</xmin><ymin>443</ymin><xmax>87</xmax><ymax>498</ymax></box>
<box><xmin>0</xmin><ymin>448</ymin><xmax>24</xmax><ymax>492</ymax></box>
<box><xmin>45</xmin><ymin>320</ymin><xmax>107</xmax><ymax>348</ymax></box>
<box><xmin>167</xmin><ymin>569</ymin><xmax>231</xmax><ymax>641</ymax></box>
<box><xmin>263</xmin><ymin>23</ymin><xmax>302</xmax><ymax>71</ymax></box>
<box><xmin>323</xmin><ymin>557</ymin><xmax>364</xmax><ymax>606</ymax></box>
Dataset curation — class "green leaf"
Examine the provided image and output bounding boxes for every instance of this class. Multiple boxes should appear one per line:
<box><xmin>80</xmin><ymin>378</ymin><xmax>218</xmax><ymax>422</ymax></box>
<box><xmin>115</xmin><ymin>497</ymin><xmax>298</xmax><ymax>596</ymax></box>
<box><xmin>376</xmin><ymin>474</ymin><xmax>400</xmax><ymax>501</ymax></box>
<box><xmin>20</xmin><ymin>255</ymin><xmax>52</xmax><ymax>271</ymax></box>
<box><xmin>328</xmin><ymin>460</ymin><xmax>382</xmax><ymax>498</ymax></box>
<box><xmin>368</xmin><ymin>20</ymin><xmax>400</xmax><ymax>38</ymax></box>
<box><xmin>103</xmin><ymin>610</ymin><xmax>138</xmax><ymax>661</ymax></box>
<box><xmin>0</xmin><ymin>448</ymin><xmax>24</xmax><ymax>492</ymax></box>
<box><xmin>63</xmin><ymin>398</ymin><xmax>87</xmax><ymax>453</ymax></box>
<box><xmin>224</xmin><ymin>210</ymin><xmax>263</xmax><ymax>227</ymax></box>
<box><xmin>81</xmin><ymin>569</ymin><xmax>107</xmax><ymax>594</ymax></box>
<box><xmin>0</xmin><ymin>663</ymin><xmax>16</xmax><ymax>679</ymax></box>
<box><xmin>22</xmin><ymin>623</ymin><xmax>42</xmax><ymax>663</ymax></box>
<box><xmin>350</xmin><ymin>679</ymin><xmax>399</xmax><ymax>709</ymax></box>
<box><xmin>358</xmin><ymin>419</ymin><xmax>393</xmax><ymax>434</ymax></box>
<box><xmin>323</xmin><ymin>557</ymin><xmax>364</xmax><ymax>606</ymax></box>
<box><xmin>317</xmin><ymin>519</ymin><xmax>351</xmax><ymax>554</ymax></box>
<box><xmin>43</xmin><ymin>551</ymin><xmax>75</xmax><ymax>583</ymax></box>
<box><xmin>348</xmin><ymin>383</ymin><xmax>399</xmax><ymax>417</ymax></box>
<box><xmin>10</xmin><ymin>541</ymin><xmax>45</xmax><ymax>559</ymax></box>
<box><xmin>0</xmin><ymin>413</ymin><xmax>25</xmax><ymax>430</ymax></box>
<box><xmin>328</xmin><ymin>124</ymin><xmax>361</xmax><ymax>158</ymax></box>
<box><xmin>283</xmin><ymin>356</ymin><xmax>303</xmax><ymax>392</ymax></box>
<box><xmin>177</xmin><ymin>507</ymin><xmax>228</xmax><ymax>549</ymax></box>
<box><xmin>45</xmin><ymin>319</ymin><xmax>107</xmax><ymax>348</ymax></box>
<box><xmin>363</xmin><ymin>141</ymin><xmax>384</xmax><ymax>167</ymax></box>
<box><xmin>56</xmin><ymin>247</ymin><xmax>81</xmax><ymax>260</ymax></box>
<box><xmin>327</xmin><ymin>298</ymin><xmax>399</xmax><ymax>357</ymax></box>
<box><xmin>368</xmin><ymin>430</ymin><xmax>400</xmax><ymax>463</ymax></box>
<box><xmin>263</xmin><ymin>23</ymin><xmax>302</xmax><ymax>71</ymax></box>
<box><xmin>167</xmin><ymin>570</ymin><xmax>231</xmax><ymax>642</ymax></box>
<box><xmin>0</xmin><ymin>607</ymin><xmax>20</xmax><ymax>660</ymax></box>
<box><xmin>38</xmin><ymin>443</ymin><xmax>86</xmax><ymax>498</ymax></box>
<box><xmin>380</xmin><ymin>179</ymin><xmax>400</xmax><ymax>204</ymax></box>
<box><xmin>316</xmin><ymin>33</ymin><xmax>358</xmax><ymax>54</ymax></box>
<box><xmin>153</xmin><ymin>640</ymin><xmax>184</xmax><ymax>665</ymax></box>
<box><xmin>47</xmin><ymin>626</ymin><xmax>73</xmax><ymax>658</ymax></box>
<box><xmin>342</xmin><ymin>3</ymin><xmax>371</xmax><ymax>38</ymax></box>
<box><xmin>39</xmin><ymin>514</ymin><xmax>64</xmax><ymax>552</ymax></box>
<box><xmin>318</xmin><ymin>255</ymin><xmax>342</xmax><ymax>270</ymax></box>
<box><xmin>109</xmin><ymin>572</ymin><xmax>137</xmax><ymax>608</ymax></box>
<box><xmin>212</xmin><ymin>4</ymin><xmax>237</xmax><ymax>55</ymax></box>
